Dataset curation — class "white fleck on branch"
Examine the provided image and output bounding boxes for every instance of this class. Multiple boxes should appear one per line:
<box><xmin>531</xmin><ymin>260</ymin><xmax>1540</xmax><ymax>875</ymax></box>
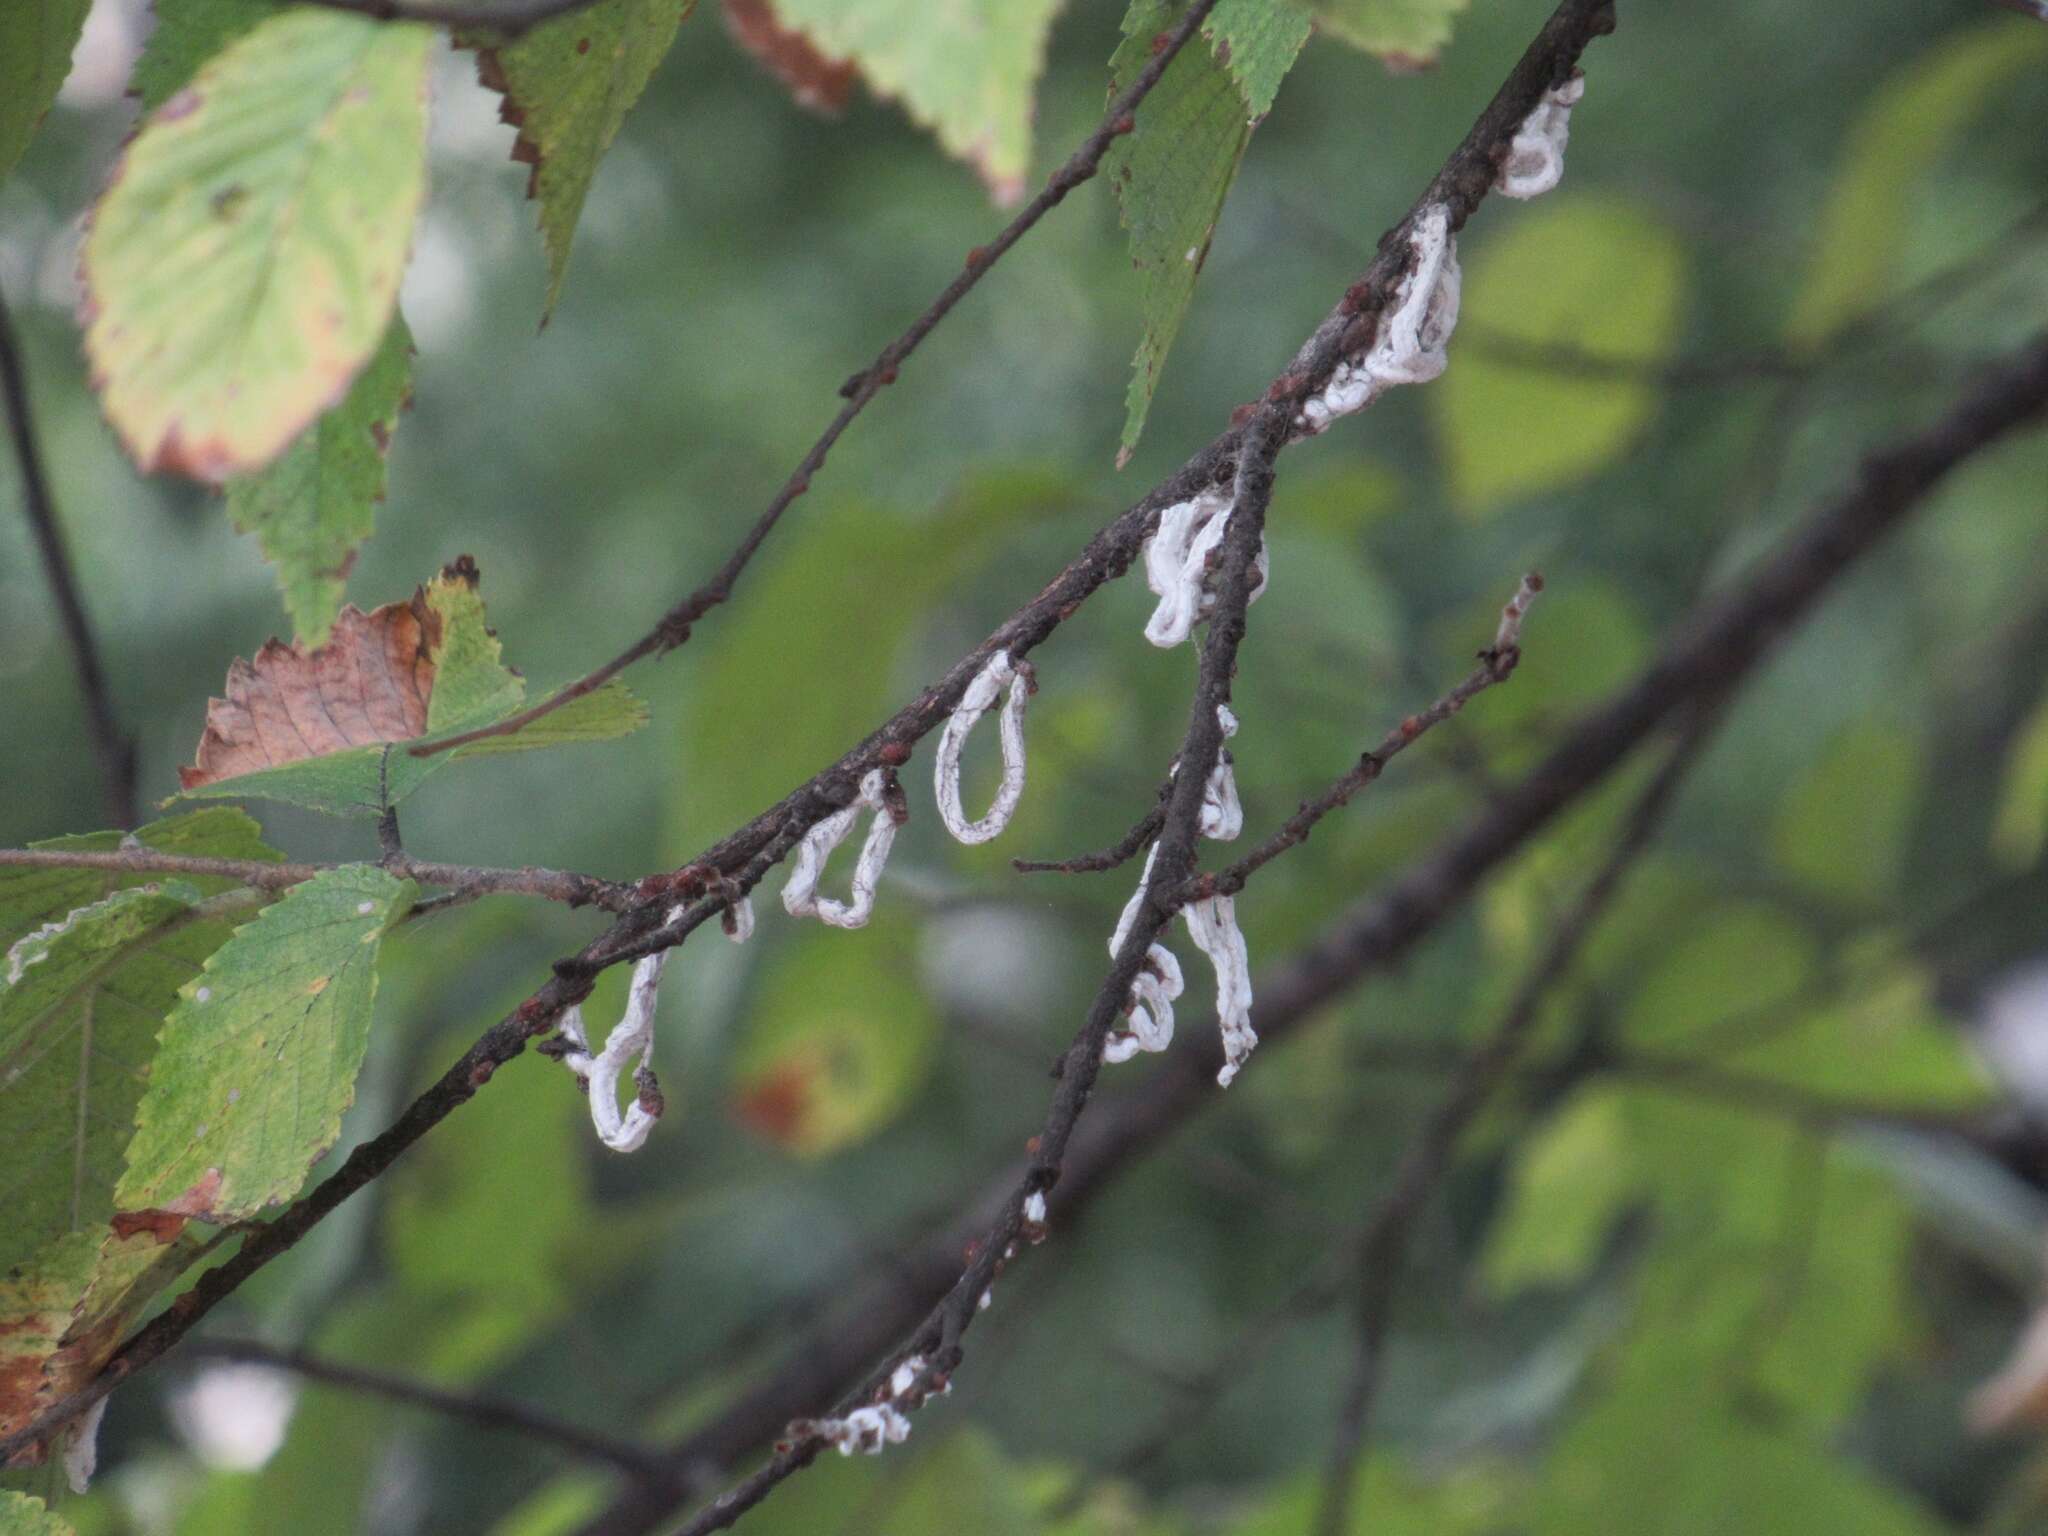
<box><xmin>1497</xmin><ymin>71</ymin><xmax>1584</xmax><ymax>199</ymax></box>
<box><xmin>556</xmin><ymin>924</ymin><xmax>677</xmax><ymax>1152</ymax></box>
<box><xmin>802</xmin><ymin>1354</ymin><xmax>939</xmax><ymax>1457</ymax></box>
<box><xmin>1299</xmin><ymin>202</ymin><xmax>1461</xmax><ymax>435</ymax></box>
<box><xmin>781</xmin><ymin>770</ymin><xmax>899</xmax><ymax>928</ymax></box>
<box><xmin>1141</xmin><ymin>489</ymin><xmax>1270</xmax><ymax>648</ymax></box>
<box><xmin>1102</xmin><ymin>844</ymin><xmax>1185</xmax><ymax>1065</ymax></box>
<box><xmin>934</xmin><ymin>652</ymin><xmax>1033</xmax><ymax>845</ymax></box>
<box><xmin>62</xmin><ymin>1396</ymin><xmax>107</xmax><ymax>1494</ymax></box>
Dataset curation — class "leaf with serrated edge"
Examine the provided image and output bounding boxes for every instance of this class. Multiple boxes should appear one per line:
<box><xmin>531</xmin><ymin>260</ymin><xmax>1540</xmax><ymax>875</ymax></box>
<box><xmin>174</xmin><ymin>559</ymin><xmax>647</xmax><ymax>817</ymax></box>
<box><xmin>0</xmin><ymin>0</ymin><xmax>93</xmax><ymax>179</ymax></box>
<box><xmin>114</xmin><ymin>866</ymin><xmax>413</xmax><ymax>1222</ymax></box>
<box><xmin>465</xmin><ymin>0</ymin><xmax>695</xmax><ymax>318</ymax></box>
<box><xmin>721</xmin><ymin>0</ymin><xmax>856</xmax><ymax>113</ymax></box>
<box><xmin>227</xmin><ymin>315</ymin><xmax>415</xmax><ymax>646</ymax></box>
<box><xmin>82</xmin><ymin>10</ymin><xmax>429</xmax><ymax>481</ymax></box>
<box><xmin>755</xmin><ymin>0</ymin><xmax>1063</xmax><ymax>204</ymax></box>
<box><xmin>1107</xmin><ymin>0</ymin><xmax>1308</xmax><ymax>463</ymax></box>
<box><xmin>1302</xmin><ymin>0</ymin><xmax>1471</xmax><ymax>70</ymax></box>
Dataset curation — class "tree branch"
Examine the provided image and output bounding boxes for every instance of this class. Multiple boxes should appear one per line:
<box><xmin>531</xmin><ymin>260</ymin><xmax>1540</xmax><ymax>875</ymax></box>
<box><xmin>182</xmin><ymin>1338</ymin><xmax>671</xmax><ymax>1481</ymax></box>
<box><xmin>412</xmin><ymin>0</ymin><xmax>1227</xmax><ymax>758</ymax></box>
<box><xmin>2</xmin><ymin>284</ymin><xmax>137</xmax><ymax>829</ymax></box>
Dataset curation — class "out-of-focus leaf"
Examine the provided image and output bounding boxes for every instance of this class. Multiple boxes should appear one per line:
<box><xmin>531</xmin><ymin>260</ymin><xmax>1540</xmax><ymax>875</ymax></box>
<box><xmin>127</xmin><ymin>0</ymin><xmax>278</xmax><ymax>111</ymax></box>
<box><xmin>0</xmin><ymin>1233</ymin><xmax>99</xmax><ymax>1470</ymax></box>
<box><xmin>0</xmin><ymin>809</ymin><xmax>281</xmax><ymax>1273</ymax></box>
<box><xmin>1770</xmin><ymin>718</ymin><xmax>1924</xmax><ymax>906</ymax></box>
<box><xmin>758</xmin><ymin>0</ymin><xmax>1064</xmax><ymax>203</ymax></box>
<box><xmin>1993</xmin><ymin>683</ymin><xmax>2048</xmax><ymax>869</ymax></box>
<box><xmin>226</xmin><ymin>315</ymin><xmax>415</xmax><ymax>646</ymax></box>
<box><xmin>1301</xmin><ymin>0</ymin><xmax>1472</xmax><ymax>68</ymax></box>
<box><xmin>730</xmin><ymin>912</ymin><xmax>936</xmax><ymax>1157</ymax></box>
<box><xmin>1483</xmin><ymin>1087</ymin><xmax>1638</xmax><ymax>1296</ymax></box>
<box><xmin>1433</xmin><ymin>196</ymin><xmax>1686</xmax><ymax>515</ymax></box>
<box><xmin>1230</xmin><ymin>1455</ymin><xmax>1504</xmax><ymax>1535</ymax></box>
<box><xmin>465</xmin><ymin>0</ymin><xmax>696</xmax><ymax>318</ymax></box>
<box><xmin>0</xmin><ymin>1491</ymin><xmax>76</xmax><ymax>1534</ymax></box>
<box><xmin>721</xmin><ymin>0</ymin><xmax>856</xmax><ymax>113</ymax></box>
<box><xmin>0</xmin><ymin>0</ymin><xmax>92</xmax><ymax>179</ymax></box>
<box><xmin>1621</xmin><ymin>904</ymin><xmax>1815</xmax><ymax>1049</ymax></box>
<box><xmin>175</xmin><ymin>561</ymin><xmax>646</xmax><ymax>817</ymax></box>
<box><xmin>115</xmin><ymin>864</ymin><xmax>413</xmax><ymax>1223</ymax></box>
<box><xmin>886</xmin><ymin>1430</ymin><xmax>1040</xmax><ymax>1536</ymax></box>
<box><xmin>1786</xmin><ymin>19</ymin><xmax>2048</xmax><ymax>347</ymax></box>
<box><xmin>81</xmin><ymin>10</ymin><xmax>429</xmax><ymax>481</ymax></box>
<box><xmin>1106</xmin><ymin>0</ymin><xmax>1309</xmax><ymax>463</ymax></box>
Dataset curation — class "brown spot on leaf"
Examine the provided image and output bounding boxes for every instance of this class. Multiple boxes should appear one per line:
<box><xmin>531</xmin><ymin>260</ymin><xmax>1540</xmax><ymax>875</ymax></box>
<box><xmin>158</xmin><ymin>88</ymin><xmax>201</xmax><ymax>121</ymax></box>
<box><xmin>109</xmin><ymin>1208</ymin><xmax>189</xmax><ymax>1243</ymax></box>
<box><xmin>576</xmin><ymin>35</ymin><xmax>591</xmax><ymax>53</ymax></box>
<box><xmin>722</xmin><ymin>0</ymin><xmax>858</xmax><ymax>114</ymax></box>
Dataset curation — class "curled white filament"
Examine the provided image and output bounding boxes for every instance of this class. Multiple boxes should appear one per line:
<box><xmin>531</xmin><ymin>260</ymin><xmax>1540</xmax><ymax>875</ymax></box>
<box><xmin>934</xmin><ymin>652</ymin><xmax>1032</xmax><ymax>845</ymax></box>
<box><xmin>1200</xmin><ymin>704</ymin><xmax>1243</xmax><ymax>842</ymax></box>
<box><xmin>1141</xmin><ymin>490</ymin><xmax>1270</xmax><ymax>649</ymax></box>
<box><xmin>722</xmin><ymin>893</ymin><xmax>755</xmax><ymax>944</ymax></box>
<box><xmin>1498</xmin><ymin>72</ymin><xmax>1584</xmax><ymax>199</ymax></box>
<box><xmin>782</xmin><ymin>770</ymin><xmax>897</xmax><ymax>928</ymax></box>
<box><xmin>1184</xmin><ymin>893</ymin><xmax>1257</xmax><ymax>1087</ymax></box>
<box><xmin>1299</xmin><ymin>202</ymin><xmax>1462</xmax><ymax>435</ymax></box>
<box><xmin>1102</xmin><ymin>845</ymin><xmax>1186</xmax><ymax>1064</ymax></box>
<box><xmin>557</xmin><ymin>929</ymin><xmax>676</xmax><ymax>1152</ymax></box>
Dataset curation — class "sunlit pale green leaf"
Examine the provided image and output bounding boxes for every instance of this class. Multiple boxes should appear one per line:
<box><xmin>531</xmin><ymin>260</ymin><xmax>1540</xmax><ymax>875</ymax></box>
<box><xmin>730</xmin><ymin>912</ymin><xmax>936</xmax><ymax>1157</ymax></box>
<box><xmin>0</xmin><ymin>809</ymin><xmax>281</xmax><ymax>1273</ymax></box>
<box><xmin>1301</xmin><ymin>0</ymin><xmax>1472</xmax><ymax>67</ymax></box>
<box><xmin>465</xmin><ymin>0</ymin><xmax>695</xmax><ymax>318</ymax></box>
<box><xmin>0</xmin><ymin>0</ymin><xmax>92</xmax><ymax>179</ymax></box>
<box><xmin>1433</xmin><ymin>196</ymin><xmax>1686</xmax><ymax>515</ymax></box>
<box><xmin>1786</xmin><ymin>19</ymin><xmax>2048</xmax><ymax>347</ymax></box>
<box><xmin>0</xmin><ymin>1491</ymin><xmax>76</xmax><ymax>1535</ymax></box>
<box><xmin>227</xmin><ymin>315</ymin><xmax>414</xmax><ymax>646</ymax></box>
<box><xmin>1621</xmin><ymin>904</ymin><xmax>1815</xmax><ymax>1050</ymax></box>
<box><xmin>1483</xmin><ymin>1087</ymin><xmax>1638</xmax><ymax>1295</ymax></box>
<box><xmin>82</xmin><ymin>10</ymin><xmax>429</xmax><ymax>481</ymax></box>
<box><xmin>762</xmin><ymin>0</ymin><xmax>1064</xmax><ymax>203</ymax></box>
<box><xmin>1993</xmin><ymin>682</ymin><xmax>2048</xmax><ymax>869</ymax></box>
<box><xmin>127</xmin><ymin>0</ymin><xmax>278</xmax><ymax>112</ymax></box>
<box><xmin>1770</xmin><ymin>718</ymin><xmax>1924</xmax><ymax>906</ymax></box>
<box><xmin>1106</xmin><ymin>0</ymin><xmax>1309</xmax><ymax>463</ymax></box>
<box><xmin>115</xmin><ymin>865</ymin><xmax>413</xmax><ymax>1221</ymax></box>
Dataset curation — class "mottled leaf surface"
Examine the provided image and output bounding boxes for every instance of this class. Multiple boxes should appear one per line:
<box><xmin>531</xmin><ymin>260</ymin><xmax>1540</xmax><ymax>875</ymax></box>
<box><xmin>0</xmin><ymin>810</ymin><xmax>281</xmax><ymax>1273</ymax></box>
<box><xmin>762</xmin><ymin>0</ymin><xmax>1064</xmax><ymax>203</ymax></box>
<box><xmin>115</xmin><ymin>865</ymin><xmax>413</xmax><ymax>1221</ymax></box>
<box><xmin>226</xmin><ymin>315</ymin><xmax>415</xmax><ymax>646</ymax></box>
<box><xmin>83</xmin><ymin>10</ymin><xmax>429</xmax><ymax>480</ymax></box>
<box><xmin>0</xmin><ymin>1492</ymin><xmax>76</xmax><ymax>1534</ymax></box>
<box><xmin>1106</xmin><ymin>0</ymin><xmax>1308</xmax><ymax>463</ymax></box>
<box><xmin>467</xmin><ymin>0</ymin><xmax>695</xmax><ymax>317</ymax></box>
<box><xmin>1303</xmin><ymin>0</ymin><xmax>1471</xmax><ymax>67</ymax></box>
<box><xmin>0</xmin><ymin>0</ymin><xmax>93</xmax><ymax>179</ymax></box>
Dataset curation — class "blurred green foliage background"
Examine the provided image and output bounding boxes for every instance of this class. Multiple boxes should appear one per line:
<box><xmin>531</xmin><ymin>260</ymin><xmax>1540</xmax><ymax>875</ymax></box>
<box><xmin>6</xmin><ymin>0</ymin><xmax>2048</xmax><ymax>1532</ymax></box>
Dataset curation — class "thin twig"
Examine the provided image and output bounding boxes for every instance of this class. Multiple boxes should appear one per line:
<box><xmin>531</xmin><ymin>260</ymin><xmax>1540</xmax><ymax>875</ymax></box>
<box><xmin>1013</xmin><ymin>798</ymin><xmax>1167</xmax><ymax>875</ymax></box>
<box><xmin>0</xmin><ymin>847</ymin><xmax>633</xmax><ymax>912</ymax></box>
<box><xmin>1</xmin><ymin>284</ymin><xmax>136</xmax><ymax>828</ymax></box>
<box><xmin>1312</xmin><ymin>704</ymin><xmax>1717</xmax><ymax>1536</ymax></box>
<box><xmin>183</xmin><ymin>1338</ymin><xmax>671</xmax><ymax>1481</ymax></box>
<box><xmin>412</xmin><ymin>0</ymin><xmax>1227</xmax><ymax>759</ymax></box>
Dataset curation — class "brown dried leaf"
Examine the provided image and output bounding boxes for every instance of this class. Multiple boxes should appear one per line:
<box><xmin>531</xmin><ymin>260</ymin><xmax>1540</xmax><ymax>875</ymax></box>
<box><xmin>178</xmin><ymin>589</ymin><xmax>441</xmax><ymax>792</ymax></box>
<box><xmin>722</xmin><ymin>0</ymin><xmax>856</xmax><ymax>114</ymax></box>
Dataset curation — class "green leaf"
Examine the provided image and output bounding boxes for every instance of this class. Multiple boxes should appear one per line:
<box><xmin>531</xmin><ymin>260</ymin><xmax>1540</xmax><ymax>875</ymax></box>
<box><xmin>1786</xmin><ymin>19</ymin><xmax>2048</xmax><ymax>348</ymax></box>
<box><xmin>465</xmin><ymin>0</ymin><xmax>696</xmax><ymax>318</ymax></box>
<box><xmin>81</xmin><ymin>10</ymin><xmax>430</xmax><ymax>481</ymax></box>
<box><xmin>1482</xmin><ymin>1087</ymin><xmax>1639</xmax><ymax>1296</ymax></box>
<box><xmin>0</xmin><ymin>1492</ymin><xmax>77</xmax><ymax>1535</ymax></box>
<box><xmin>226</xmin><ymin>314</ymin><xmax>415</xmax><ymax>646</ymax></box>
<box><xmin>1770</xmin><ymin>718</ymin><xmax>1925</xmax><ymax>906</ymax></box>
<box><xmin>1432</xmin><ymin>195</ymin><xmax>1686</xmax><ymax>516</ymax></box>
<box><xmin>1106</xmin><ymin>0</ymin><xmax>1308</xmax><ymax>463</ymax></box>
<box><xmin>114</xmin><ymin>865</ymin><xmax>413</xmax><ymax>1221</ymax></box>
<box><xmin>1301</xmin><ymin>0</ymin><xmax>1472</xmax><ymax>67</ymax></box>
<box><xmin>1992</xmin><ymin>681</ymin><xmax>2048</xmax><ymax>869</ymax></box>
<box><xmin>730</xmin><ymin>912</ymin><xmax>937</xmax><ymax>1157</ymax></box>
<box><xmin>127</xmin><ymin>0</ymin><xmax>279</xmax><ymax>112</ymax></box>
<box><xmin>0</xmin><ymin>810</ymin><xmax>282</xmax><ymax>1273</ymax></box>
<box><xmin>174</xmin><ymin>563</ymin><xmax>647</xmax><ymax>818</ymax></box>
<box><xmin>1621</xmin><ymin>904</ymin><xmax>1815</xmax><ymax>1050</ymax></box>
<box><xmin>759</xmin><ymin>0</ymin><xmax>1064</xmax><ymax>204</ymax></box>
<box><xmin>0</xmin><ymin>0</ymin><xmax>93</xmax><ymax>180</ymax></box>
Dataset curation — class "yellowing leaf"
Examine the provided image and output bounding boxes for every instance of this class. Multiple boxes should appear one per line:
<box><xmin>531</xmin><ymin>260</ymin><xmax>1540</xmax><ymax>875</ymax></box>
<box><xmin>0</xmin><ymin>0</ymin><xmax>92</xmax><ymax>179</ymax></box>
<box><xmin>760</xmin><ymin>0</ymin><xmax>1065</xmax><ymax>203</ymax></box>
<box><xmin>114</xmin><ymin>865</ymin><xmax>413</xmax><ymax>1222</ymax></box>
<box><xmin>1432</xmin><ymin>196</ymin><xmax>1686</xmax><ymax>516</ymax></box>
<box><xmin>721</xmin><ymin>0</ymin><xmax>856</xmax><ymax>113</ymax></box>
<box><xmin>1786</xmin><ymin>19</ymin><xmax>2048</xmax><ymax>348</ymax></box>
<box><xmin>1304</xmin><ymin>0</ymin><xmax>1472</xmax><ymax>69</ymax></box>
<box><xmin>82</xmin><ymin>10</ymin><xmax>429</xmax><ymax>481</ymax></box>
<box><xmin>467</xmin><ymin>0</ymin><xmax>696</xmax><ymax>318</ymax></box>
<box><xmin>1993</xmin><ymin>682</ymin><xmax>2048</xmax><ymax>869</ymax></box>
<box><xmin>226</xmin><ymin>315</ymin><xmax>415</xmax><ymax>646</ymax></box>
